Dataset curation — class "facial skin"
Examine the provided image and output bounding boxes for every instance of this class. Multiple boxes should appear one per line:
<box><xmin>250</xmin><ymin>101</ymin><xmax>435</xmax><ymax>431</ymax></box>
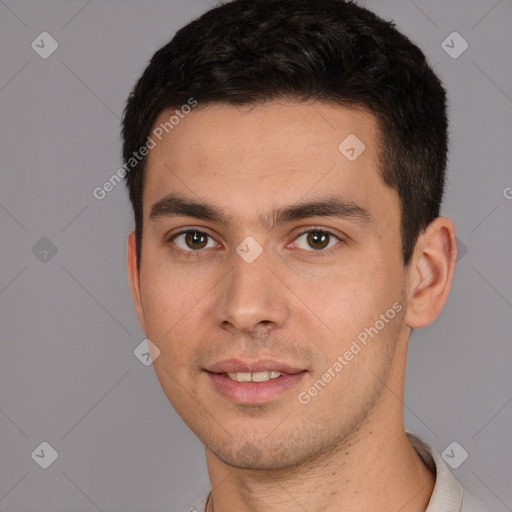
<box><xmin>127</xmin><ymin>100</ymin><xmax>457</xmax><ymax>512</ymax></box>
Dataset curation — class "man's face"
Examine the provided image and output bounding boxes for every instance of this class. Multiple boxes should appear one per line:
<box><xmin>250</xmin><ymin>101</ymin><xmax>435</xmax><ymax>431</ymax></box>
<box><xmin>129</xmin><ymin>100</ymin><xmax>411</xmax><ymax>469</ymax></box>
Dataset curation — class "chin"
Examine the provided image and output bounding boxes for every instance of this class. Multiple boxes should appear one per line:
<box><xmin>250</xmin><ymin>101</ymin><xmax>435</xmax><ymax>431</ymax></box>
<box><xmin>213</xmin><ymin>448</ymin><xmax>292</xmax><ymax>471</ymax></box>
<box><xmin>206</xmin><ymin>431</ymin><xmax>333</xmax><ymax>472</ymax></box>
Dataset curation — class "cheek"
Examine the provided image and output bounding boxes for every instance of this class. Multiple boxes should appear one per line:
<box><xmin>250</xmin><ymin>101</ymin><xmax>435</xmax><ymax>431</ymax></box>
<box><xmin>138</xmin><ymin>273</ymin><xmax>186</xmax><ymax>355</ymax></box>
<box><xmin>139</xmin><ymin>263</ymin><xmax>212</xmax><ymax>364</ymax></box>
<box><xmin>140</xmin><ymin>260</ymin><xmax>203</xmax><ymax>320</ymax></box>
<box><xmin>314</xmin><ymin>266</ymin><xmax>403</xmax><ymax>347</ymax></box>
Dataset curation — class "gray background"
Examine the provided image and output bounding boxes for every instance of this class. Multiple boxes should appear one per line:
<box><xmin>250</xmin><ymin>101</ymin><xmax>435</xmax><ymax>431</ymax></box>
<box><xmin>0</xmin><ymin>0</ymin><xmax>511</xmax><ymax>510</ymax></box>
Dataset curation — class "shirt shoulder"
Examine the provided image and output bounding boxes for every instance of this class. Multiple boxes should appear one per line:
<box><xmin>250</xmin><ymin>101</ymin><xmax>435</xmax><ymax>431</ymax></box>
<box><xmin>460</xmin><ymin>490</ymin><xmax>489</xmax><ymax>512</ymax></box>
<box><xmin>407</xmin><ymin>432</ymin><xmax>489</xmax><ymax>512</ymax></box>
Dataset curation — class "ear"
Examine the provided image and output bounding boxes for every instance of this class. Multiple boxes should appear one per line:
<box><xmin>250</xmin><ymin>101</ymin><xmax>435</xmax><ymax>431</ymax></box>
<box><xmin>404</xmin><ymin>216</ymin><xmax>457</xmax><ymax>329</ymax></box>
<box><xmin>127</xmin><ymin>230</ymin><xmax>147</xmax><ymax>334</ymax></box>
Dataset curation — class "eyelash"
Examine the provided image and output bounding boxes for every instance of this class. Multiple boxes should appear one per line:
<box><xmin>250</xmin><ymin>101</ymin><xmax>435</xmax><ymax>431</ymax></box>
<box><xmin>166</xmin><ymin>227</ymin><xmax>343</xmax><ymax>259</ymax></box>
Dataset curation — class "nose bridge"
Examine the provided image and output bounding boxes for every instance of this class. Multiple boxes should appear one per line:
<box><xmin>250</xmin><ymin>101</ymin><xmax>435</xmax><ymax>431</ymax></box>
<box><xmin>212</xmin><ymin>242</ymin><xmax>290</xmax><ymax>333</ymax></box>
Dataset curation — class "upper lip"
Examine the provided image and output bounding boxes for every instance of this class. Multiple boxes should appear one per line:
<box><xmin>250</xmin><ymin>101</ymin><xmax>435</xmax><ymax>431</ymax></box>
<box><xmin>206</xmin><ymin>359</ymin><xmax>305</xmax><ymax>375</ymax></box>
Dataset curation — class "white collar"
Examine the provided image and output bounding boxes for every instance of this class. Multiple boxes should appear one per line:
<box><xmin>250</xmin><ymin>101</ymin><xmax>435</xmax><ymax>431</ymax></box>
<box><xmin>407</xmin><ymin>432</ymin><xmax>463</xmax><ymax>512</ymax></box>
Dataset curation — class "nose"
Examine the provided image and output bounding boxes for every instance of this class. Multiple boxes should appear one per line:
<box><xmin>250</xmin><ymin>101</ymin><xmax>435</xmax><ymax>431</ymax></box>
<box><xmin>211</xmin><ymin>246</ymin><xmax>291</xmax><ymax>335</ymax></box>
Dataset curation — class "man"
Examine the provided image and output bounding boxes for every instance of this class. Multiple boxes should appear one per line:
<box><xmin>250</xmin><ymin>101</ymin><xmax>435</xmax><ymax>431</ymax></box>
<box><xmin>122</xmin><ymin>1</ymin><xmax>486</xmax><ymax>510</ymax></box>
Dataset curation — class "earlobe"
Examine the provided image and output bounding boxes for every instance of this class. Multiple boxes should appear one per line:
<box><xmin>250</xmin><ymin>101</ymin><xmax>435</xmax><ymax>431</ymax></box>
<box><xmin>127</xmin><ymin>231</ymin><xmax>147</xmax><ymax>334</ymax></box>
<box><xmin>404</xmin><ymin>217</ymin><xmax>457</xmax><ymax>329</ymax></box>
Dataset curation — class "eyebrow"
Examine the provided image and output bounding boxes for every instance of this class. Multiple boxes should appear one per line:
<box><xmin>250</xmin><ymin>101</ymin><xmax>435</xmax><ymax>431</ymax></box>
<box><xmin>149</xmin><ymin>192</ymin><xmax>374</xmax><ymax>229</ymax></box>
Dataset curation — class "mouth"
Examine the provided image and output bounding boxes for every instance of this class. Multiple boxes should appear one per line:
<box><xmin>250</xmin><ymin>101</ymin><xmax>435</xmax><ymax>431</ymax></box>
<box><xmin>205</xmin><ymin>359</ymin><xmax>307</xmax><ymax>404</ymax></box>
<box><xmin>224</xmin><ymin>370</ymin><xmax>283</xmax><ymax>382</ymax></box>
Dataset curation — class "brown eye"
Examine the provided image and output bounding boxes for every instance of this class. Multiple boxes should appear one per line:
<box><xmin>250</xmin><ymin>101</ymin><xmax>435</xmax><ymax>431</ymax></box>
<box><xmin>293</xmin><ymin>229</ymin><xmax>340</xmax><ymax>252</ymax></box>
<box><xmin>306</xmin><ymin>231</ymin><xmax>330</xmax><ymax>250</ymax></box>
<box><xmin>172</xmin><ymin>230</ymin><xmax>214</xmax><ymax>252</ymax></box>
<box><xmin>185</xmin><ymin>231</ymin><xmax>208</xmax><ymax>249</ymax></box>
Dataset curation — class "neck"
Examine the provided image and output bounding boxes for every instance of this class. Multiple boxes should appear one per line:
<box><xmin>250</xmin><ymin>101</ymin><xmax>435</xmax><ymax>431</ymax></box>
<box><xmin>205</xmin><ymin>422</ymin><xmax>435</xmax><ymax>512</ymax></box>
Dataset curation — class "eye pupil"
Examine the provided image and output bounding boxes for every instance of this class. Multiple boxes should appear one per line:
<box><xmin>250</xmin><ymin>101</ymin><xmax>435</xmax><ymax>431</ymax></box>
<box><xmin>307</xmin><ymin>230</ymin><xmax>329</xmax><ymax>250</ymax></box>
<box><xmin>178</xmin><ymin>229</ymin><xmax>334</xmax><ymax>253</ymax></box>
<box><xmin>185</xmin><ymin>231</ymin><xmax>208</xmax><ymax>249</ymax></box>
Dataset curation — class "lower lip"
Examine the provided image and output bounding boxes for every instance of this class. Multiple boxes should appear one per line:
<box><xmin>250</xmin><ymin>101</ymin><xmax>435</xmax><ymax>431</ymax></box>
<box><xmin>206</xmin><ymin>371</ymin><xmax>306</xmax><ymax>404</ymax></box>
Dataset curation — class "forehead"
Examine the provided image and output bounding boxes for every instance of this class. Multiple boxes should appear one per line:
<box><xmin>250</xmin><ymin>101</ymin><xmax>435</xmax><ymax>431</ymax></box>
<box><xmin>143</xmin><ymin>100</ymin><xmax>397</xmax><ymax>229</ymax></box>
<box><xmin>149</xmin><ymin>100</ymin><xmax>378</xmax><ymax>167</ymax></box>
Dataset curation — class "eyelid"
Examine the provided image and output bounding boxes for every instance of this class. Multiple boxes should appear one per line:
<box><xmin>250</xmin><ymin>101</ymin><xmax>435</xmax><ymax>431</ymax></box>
<box><xmin>293</xmin><ymin>226</ymin><xmax>344</xmax><ymax>240</ymax></box>
<box><xmin>288</xmin><ymin>227</ymin><xmax>344</xmax><ymax>253</ymax></box>
<box><xmin>166</xmin><ymin>226</ymin><xmax>345</xmax><ymax>256</ymax></box>
<box><xmin>167</xmin><ymin>226</ymin><xmax>214</xmax><ymax>241</ymax></box>
<box><xmin>167</xmin><ymin>227</ymin><xmax>221</xmax><ymax>249</ymax></box>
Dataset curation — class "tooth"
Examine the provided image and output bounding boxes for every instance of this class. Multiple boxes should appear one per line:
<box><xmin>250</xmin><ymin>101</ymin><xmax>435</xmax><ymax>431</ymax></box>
<box><xmin>251</xmin><ymin>371</ymin><xmax>270</xmax><ymax>382</ymax></box>
<box><xmin>225</xmin><ymin>371</ymin><xmax>282</xmax><ymax>382</ymax></box>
